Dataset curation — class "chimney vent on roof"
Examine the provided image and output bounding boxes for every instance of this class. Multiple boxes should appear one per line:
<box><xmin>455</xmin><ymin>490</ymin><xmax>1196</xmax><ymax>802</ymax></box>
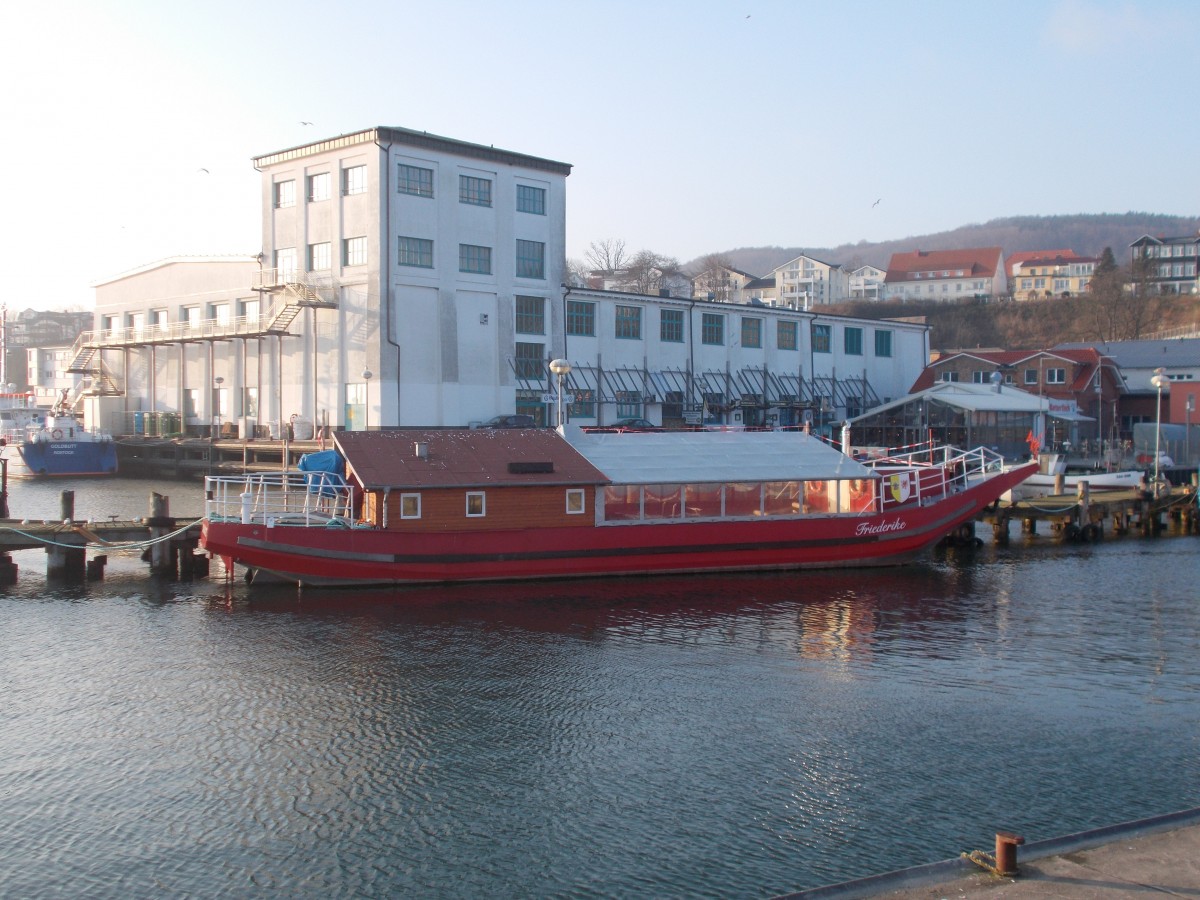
<box><xmin>414</xmin><ymin>441</ymin><xmax>429</xmax><ymax>459</ymax></box>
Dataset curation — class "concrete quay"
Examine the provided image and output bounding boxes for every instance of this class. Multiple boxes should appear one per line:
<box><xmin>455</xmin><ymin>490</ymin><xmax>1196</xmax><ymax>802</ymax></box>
<box><xmin>780</xmin><ymin>808</ymin><xmax>1200</xmax><ymax>899</ymax></box>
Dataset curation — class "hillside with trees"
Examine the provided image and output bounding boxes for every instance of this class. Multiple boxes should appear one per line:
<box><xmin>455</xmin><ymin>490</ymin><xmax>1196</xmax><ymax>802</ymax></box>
<box><xmin>687</xmin><ymin>213</ymin><xmax>1200</xmax><ymax>276</ymax></box>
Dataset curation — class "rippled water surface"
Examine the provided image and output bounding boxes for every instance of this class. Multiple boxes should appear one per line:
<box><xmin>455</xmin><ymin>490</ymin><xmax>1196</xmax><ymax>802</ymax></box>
<box><xmin>1</xmin><ymin>476</ymin><xmax>1199</xmax><ymax>897</ymax></box>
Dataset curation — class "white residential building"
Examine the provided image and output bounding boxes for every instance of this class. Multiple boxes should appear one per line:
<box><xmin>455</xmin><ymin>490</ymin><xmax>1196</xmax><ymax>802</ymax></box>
<box><xmin>849</xmin><ymin>265</ymin><xmax>886</xmax><ymax>300</ymax></box>
<box><xmin>771</xmin><ymin>254</ymin><xmax>849</xmax><ymax>309</ymax></box>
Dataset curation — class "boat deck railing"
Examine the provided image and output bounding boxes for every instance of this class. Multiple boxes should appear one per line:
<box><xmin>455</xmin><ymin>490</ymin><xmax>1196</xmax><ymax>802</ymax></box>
<box><xmin>205</xmin><ymin>472</ymin><xmax>359</xmax><ymax>527</ymax></box>
<box><xmin>865</xmin><ymin>444</ymin><xmax>1005</xmax><ymax>496</ymax></box>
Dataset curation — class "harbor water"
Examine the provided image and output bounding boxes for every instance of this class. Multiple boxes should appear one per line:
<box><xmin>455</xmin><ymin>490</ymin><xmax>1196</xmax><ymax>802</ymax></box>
<box><xmin>1</xmin><ymin>475</ymin><xmax>1199</xmax><ymax>898</ymax></box>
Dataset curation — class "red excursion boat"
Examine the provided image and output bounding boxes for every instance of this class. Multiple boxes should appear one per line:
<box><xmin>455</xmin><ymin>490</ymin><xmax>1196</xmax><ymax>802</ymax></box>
<box><xmin>201</xmin><ymin>426</ymin><xmax>1036</xmax><ymax>588</ymax></box>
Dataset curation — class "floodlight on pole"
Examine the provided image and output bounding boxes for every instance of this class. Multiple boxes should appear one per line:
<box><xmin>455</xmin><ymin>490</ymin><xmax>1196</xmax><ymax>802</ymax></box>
<box><xmin>1150</xmin><ymin>367</ymin><xmax>1170</xmax><ymax>495</ymax></box>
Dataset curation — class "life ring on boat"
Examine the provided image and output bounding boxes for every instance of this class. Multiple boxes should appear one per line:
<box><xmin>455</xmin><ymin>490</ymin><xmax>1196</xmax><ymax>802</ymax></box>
<box><xmin>51</xmin><ymin>428</ymin><xmax>64</xmax><ymax>440</ymax></box>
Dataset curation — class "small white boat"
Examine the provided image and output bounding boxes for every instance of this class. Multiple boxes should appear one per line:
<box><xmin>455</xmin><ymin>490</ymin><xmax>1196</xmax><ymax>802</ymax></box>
<box><xmin>1005</xmin><ymin>453</ymin><xmax>1144</xmax><ymax>501</ymax></box>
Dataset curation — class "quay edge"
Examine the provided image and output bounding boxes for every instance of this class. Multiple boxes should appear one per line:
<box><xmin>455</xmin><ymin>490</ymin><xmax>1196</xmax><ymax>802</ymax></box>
<box><xmin>774</xmin><ymin>806</ymin><xmax>1200</xmax><ymax>899</ymax></box>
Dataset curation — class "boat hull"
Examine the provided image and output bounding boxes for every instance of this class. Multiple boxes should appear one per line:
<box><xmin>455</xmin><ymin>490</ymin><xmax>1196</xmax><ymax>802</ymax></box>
<box><xmin>17</xmin><ymin>440</ymin><xmax>119</xmax><ymax>477</ymax></box>
<box><xmin>1007</xmin><ymin>469</ymin><xmax>1143</xmax><ymax>501</ymax></box>
<box><xmin>202</xmin><ymin>463</ymin><xmax>1035</xmax><ymax>587</ymax></box>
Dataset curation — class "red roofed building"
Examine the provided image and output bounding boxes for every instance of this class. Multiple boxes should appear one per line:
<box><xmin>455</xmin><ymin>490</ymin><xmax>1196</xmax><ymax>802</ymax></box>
<box><xmin>883</xmin><ymin>247</ymin><xmax>1006</xmax><ymax>303</ymax></box>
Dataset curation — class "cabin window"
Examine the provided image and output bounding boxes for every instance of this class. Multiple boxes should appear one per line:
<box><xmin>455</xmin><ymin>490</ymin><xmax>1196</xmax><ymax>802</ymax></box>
<box><xmin>465</xmin><ymin>492</ymin><xmax>486</xmax><ymax>517</ymax></box>
<box><xmin>603</xmin><ymin>485</ymin><xmax>641</xmax><ymax>521</ymax></box>
<box><xmin>804</xmin><ymin>481</ymin><xmax>833</xmax><ymax>514</ymax></box>
<box><xmin>566</xmin><ymin>489</ymin><xmax>585</xmax><ymax>515</ymax></box>
<box><xmin>642</xmin><ymin>484</ymin><xmax>682</xmax><ymax>519</ymax></box>
<box><xmin>400</xmin><ymin>493</ymin><xmax>421</xmax><ymax>519</ymax></box>
<box><xmin>725</xmin><ymin>482</ymin><xmax>761</xmax><ymax>517</ymax></box>
<box><xmin>763</xmin><ymin>481</ymin><xmax>800</xmax><ymax>515</ymax></box>
<box><xmin>685</xmin><ymin>484</ymin><xmax>722</xmax><ymax>517</ymax></box>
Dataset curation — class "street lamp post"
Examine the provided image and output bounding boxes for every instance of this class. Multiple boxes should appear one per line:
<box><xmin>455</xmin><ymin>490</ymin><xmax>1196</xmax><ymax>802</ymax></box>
<box><xmin>214</xmin><ymin>375</ymin><xmax>224</xmax><ymax>440</ymax></box>
<box><xmin>549</xmin><ymin>358</ymin><xmax>571</xmax><ymax>427</ymax></box>
<box><xmin>1150</xmin><ymin>367</ymin><xmax>1170</xmax><ymax>495</ymax></box>
<box><xmin>361</xmin><ymin>368</ymin><xmax>372</xmax><ymax>431</ymax></box>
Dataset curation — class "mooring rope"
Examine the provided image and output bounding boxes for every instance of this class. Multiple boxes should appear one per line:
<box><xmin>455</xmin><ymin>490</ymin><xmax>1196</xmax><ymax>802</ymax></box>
<box><xmin>0</xmin><ymin>520</ymin><xmax>199</xmax><ymax>552</ymax></box>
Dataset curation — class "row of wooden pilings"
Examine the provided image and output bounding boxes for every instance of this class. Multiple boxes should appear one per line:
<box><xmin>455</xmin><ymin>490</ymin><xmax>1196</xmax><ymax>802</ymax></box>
<box><xmin>0</xmin><ymin>490</ymin><xmax>205</xmax><ymax>586</ymax></box>
<box><xmin>974</xmin><ymin>478</ymin><xmax>1200</xmax><ymax>546</ymax></box>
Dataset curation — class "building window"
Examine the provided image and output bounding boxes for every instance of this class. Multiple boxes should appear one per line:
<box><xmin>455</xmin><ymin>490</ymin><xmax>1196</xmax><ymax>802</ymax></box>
<box><xmin>275</xmin><ymin>247</ymin><xmax>297</xmax><ymax>278</ymax></box>
<box><xmin>1024</xmin><ymin>369</ymin><xmax>1038</xmax><ymax>385</ymax></box>
<box><xmin>874</xmin><ymin>329</ymin><xmax>892</xmax><ymax>357</ymax></box>
<box><xmin>1046</xmin><ymin>368</ymin><xmax>1066</xmax><ymax>384</ymax></box>
<box><xmin>517</xmin><ymin>185</ymin><xmax>546</xmax><ymax>215</ymax></box>
<box><xmin>812</xmin><ymin>323</ymin><xmax>831</xmax><ymax>353</ymax></box>
<box><xmin>307</xmin><ymin>172</ymin><xmax>331</xmax><ymax>202</ymax></box>
<box><xmin>973</xmin><ymin>371</ymin><xmax>988</xmax><ymax>384</ymax></box>
<box><xmin>566</xmin><ymin>300</ymin><xmax>595</xmax><ymax>336</ymax></box>
<box><xmin>660</xmin><ymin>309</ymin><xmax>684</xmax><ymax>343</ymax></box>
<box><xmin>615</xmin><ymin>305</ymin><xmax>642</xmax><ymax>340</ymax></box>
<box><xmin>515</xmin><ymin>296</ymin><xmax>545</xmax><ymax>334</ymax></box>
<box><xmin>400</xmin><ymin>494</ymin><xmax>421</xmax><ymax>519</ymax></box>
<box><xmin>274</xmin><ymin>180</ymin><xmax>295</xmax><ymax>208</ymax></box>
<box><xmin>397</xmin><ymin>236</ymin><xmax>433</xmax><ymax>268</ymax></box>
<box><xmin>569</xmin><ymin>387</ymin><xmax>596</xmax><ymax>418</ymax></box>
<box><xmin>514</xmin><ymin>342</ymin><xmax>544</xmax><ymax>379</ymax></box>
<box><xmin>702</xmin><ymin>313</ymin><xmax>724</xmax><ymax>345</ymax></box>
<box><xmin>398</xmin><ymin>164</ymin><xmax>433</xmax><ymax>197</ymax></box>
<box><xmin>844</xmin><ymin>327</ymin><xmax>863</xmax><ymax>355</ymax></box>
<box><xmin>616</xmin><ymin>390</ymin><xmax>641</xmax><ymax>418</ymax></box>
<box><xmin>459</xmin><ymin>243</ymin><xmax>492</xmax><ymax>274</ymax></box>
<box><xmin>566</xmin><ymin>489</ymin><xmax>585</xmax><ymax>515</ymax></box>
<box><xmin>343</xmin><ymin>165</ymin><xmax>367</xmax><ymax>195</ymax></box>
<box><xmin>308</xmin><ymin>242</ymin><xmax>331</xmax><ymax>272</ymax></box>
<box><xmin>343</xmin><ymin>236</ymin><xmax>367</xmax><ymax>267</ymax></box>
<box><xmin>741</xmin><ymin>317</ymin><xmax>762</xmax><ymax>348</ymax></box>
<box><xmin>940</xmin><ymin>371</ymin><xmax>960</xmax><ymax>383</ymax></box>
<box><xmin>466</xmin><ymin>492</ymin><xmax>486</xmax><ymax>517</ymax></box>
<box><xmin>777</xmin><ymin>320</ymin><xmax>798</xmax><ymax>351</ymax></box>
<box><xmin>459</xmin><ymin>175</ymin><xmax>492</xmax><ymax>206</ymax></box>
<box><xmin>516</xmin><ymin>240</ymin><xmax>545</xmax><ymax>279</ymax></box>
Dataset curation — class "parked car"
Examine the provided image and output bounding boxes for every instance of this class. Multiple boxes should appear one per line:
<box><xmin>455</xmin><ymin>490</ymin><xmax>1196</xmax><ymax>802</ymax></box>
<box><xmin>479</xmin><ymin>414</ymin><xmax>536</xmax><ymax>429</ymax></box>
<box><xmin>584</xmin><ymin>417</ymin><xmax>662</xmax><ymax>433</ymax></box>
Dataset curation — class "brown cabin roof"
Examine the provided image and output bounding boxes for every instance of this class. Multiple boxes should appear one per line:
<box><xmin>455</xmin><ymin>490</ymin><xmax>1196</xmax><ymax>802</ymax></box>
<box><xmin>334</xmin><ymin>429</ymin><xmax>610</xmax><ymax>491</ymax></box>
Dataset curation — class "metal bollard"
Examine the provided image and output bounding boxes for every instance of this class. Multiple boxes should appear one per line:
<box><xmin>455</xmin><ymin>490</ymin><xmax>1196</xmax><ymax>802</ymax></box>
<box><xmin>995</xmin><ymin>831</ymin><xmax>1025</xmax><ymax>876</ymax></box>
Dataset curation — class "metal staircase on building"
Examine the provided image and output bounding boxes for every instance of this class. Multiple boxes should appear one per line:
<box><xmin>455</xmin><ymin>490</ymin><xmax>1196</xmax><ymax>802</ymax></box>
<box><xmin>260</xmin><ymin>278</ymin><xmax>338</xmax><ymax>335</ymax></box>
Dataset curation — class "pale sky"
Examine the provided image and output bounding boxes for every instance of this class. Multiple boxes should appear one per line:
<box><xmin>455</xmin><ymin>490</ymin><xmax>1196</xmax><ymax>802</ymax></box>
<box><xmin>2</xmin><ymin>0</ymin><xmax>1196</xmax><ymax>309</ymax></box>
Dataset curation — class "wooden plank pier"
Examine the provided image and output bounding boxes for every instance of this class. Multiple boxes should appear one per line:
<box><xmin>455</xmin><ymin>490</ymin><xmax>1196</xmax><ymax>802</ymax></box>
<box><xmin>0</xmin><ymin>490</ymin><xmax>203</xmax><ymax>585</ymax></box>
<box><xmin>977</xmin><ymin>480</ymin><xmax>1199</xmax><ymax>544</ymax></box>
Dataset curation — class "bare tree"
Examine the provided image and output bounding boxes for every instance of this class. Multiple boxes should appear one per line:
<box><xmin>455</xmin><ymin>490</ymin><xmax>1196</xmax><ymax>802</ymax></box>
<box><xmin>622</xmin><ymin>250</ymin><xmax>682</xmax><ymax>295</ymax></box>
<box><xmin>564</xmin><ymin>257</ymin><xmax>590</xmax><ymax>287</ymax></box>
<box><xmin>585</xmin><ymin>239</ymin><xmax>627</xmax><ymax>274</ymax></box>
<box><xmin>1125</xmin><ymin>250</ymin><xmax>1169</xmax><ymax>339</ymax></box>
<box><xmin>1086</xmin><ymin>247</ymin><xmax>1127</xmax><ymax>343</ymax></box>
<box><xmin>693</xmin><ymin>253</ymin><xmax>736</xmax><ymax>301</ymax></box>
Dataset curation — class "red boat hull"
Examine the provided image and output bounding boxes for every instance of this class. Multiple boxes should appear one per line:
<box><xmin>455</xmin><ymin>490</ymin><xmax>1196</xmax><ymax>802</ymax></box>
<box><xmin>202</xmin><ymin>464</ymin><xmax>1035</xmax><ymax>587</ymax></box>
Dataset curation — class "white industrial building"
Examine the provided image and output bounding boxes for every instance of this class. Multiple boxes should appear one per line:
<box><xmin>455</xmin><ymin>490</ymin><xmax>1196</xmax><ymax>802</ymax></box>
<box><xmin>78</xmin><ymin>126</ymin><xmax>930</xmax><ymax>437</ymax></box>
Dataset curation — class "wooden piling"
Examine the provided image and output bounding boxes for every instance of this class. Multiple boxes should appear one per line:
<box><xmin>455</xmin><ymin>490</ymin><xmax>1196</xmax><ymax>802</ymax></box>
<box><xmin>147</xmin><ymin>492</ymin><xmax>177</xmax><ymax>576</ymax></box>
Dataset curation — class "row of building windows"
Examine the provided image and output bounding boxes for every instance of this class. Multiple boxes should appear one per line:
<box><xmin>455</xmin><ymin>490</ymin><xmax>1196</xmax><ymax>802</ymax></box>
<box><xmin>273</xmin><ymin>166</ymin><xmax>547</xmax><ymax>215</ymax></box>
<box><xmin>560</xmin><ymin>300</ymin><xmax>892</xmax><ymax>356</ymax></box>
<box><xmin>396</xmin><ymin>164</ymin><xmax>546</xmax><ymax>214</ymax></box>
<box><xmin>395</xmin><ymin>237</ymin><xmax>546</xmax><ymax>278</ymax></box>
<box><xmin>274</xmin><ymin>166</ymin><xmax>368</xmax><ymax>208</ymax></box>
<box><xmin>276</xmin><ymin>238</ymin><xmax>367</xmax><ymax>274</ymax></box>
<box><xmin>939</xmin><ymin>367</ymin><xmax>1067</xmax><ymax>385</ymax></box>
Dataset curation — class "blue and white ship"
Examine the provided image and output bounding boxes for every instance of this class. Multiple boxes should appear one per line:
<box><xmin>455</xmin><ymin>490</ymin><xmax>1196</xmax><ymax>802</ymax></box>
<box><xmin>14</xmin><ymin>396</ymin><xmax>117</xmax><ymax>477</ymax></box>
